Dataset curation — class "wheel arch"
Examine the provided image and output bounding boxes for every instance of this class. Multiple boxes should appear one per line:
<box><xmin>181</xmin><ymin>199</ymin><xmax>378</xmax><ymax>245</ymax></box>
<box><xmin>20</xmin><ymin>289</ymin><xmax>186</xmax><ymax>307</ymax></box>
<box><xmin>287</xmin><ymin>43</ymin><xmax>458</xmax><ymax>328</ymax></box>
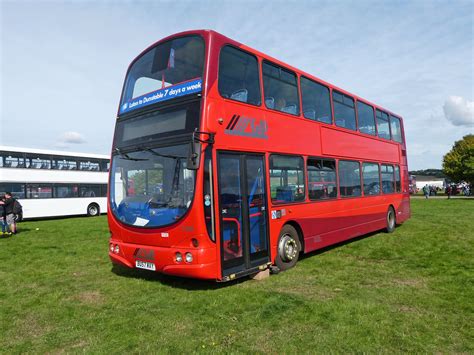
<box><xmin>87</xmin><ymin>202</ymin><xmax>100</xmax><ymax>216</ymax></box>
<box><xmin>388</xmin><ymin>204</ymin><xmax>397</xmax><ymax>223</ymax></box>
<box><xmin>283</xmin><ymin>220</ymin><xmax>305</xmax><ymax>254</ymax></box>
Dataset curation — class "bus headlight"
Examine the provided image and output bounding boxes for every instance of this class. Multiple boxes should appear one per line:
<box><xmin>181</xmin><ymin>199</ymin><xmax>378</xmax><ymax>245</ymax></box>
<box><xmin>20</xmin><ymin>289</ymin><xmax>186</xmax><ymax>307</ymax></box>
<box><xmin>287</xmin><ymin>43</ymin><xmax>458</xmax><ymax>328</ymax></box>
<box><xmin>175</xmin><ymin>252</ymin><xmax>183</xmax><ymax>263</ymax></box>
<box><xmin>185</xmin><ymin>252</ymin><xmax>193</xmax><ymax>263</ymax></box>
<box><xmin>114</xmin><ymin>245</ymin><xmax>120</xmax><ymax>254</ymax></box>
<box><xmin>109</xmin><ymin>244</ymin><xmax>114</xmax><ymax>252</ymax></box>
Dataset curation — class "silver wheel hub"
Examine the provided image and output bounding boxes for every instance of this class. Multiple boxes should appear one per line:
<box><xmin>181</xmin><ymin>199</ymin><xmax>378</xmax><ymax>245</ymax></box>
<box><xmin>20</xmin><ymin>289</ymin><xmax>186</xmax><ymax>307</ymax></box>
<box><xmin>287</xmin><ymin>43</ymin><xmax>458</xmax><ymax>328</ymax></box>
<box><xmin>279</xmin><ymin>234</ymin><xmax>298</xmax><ymax>262</ymax></box>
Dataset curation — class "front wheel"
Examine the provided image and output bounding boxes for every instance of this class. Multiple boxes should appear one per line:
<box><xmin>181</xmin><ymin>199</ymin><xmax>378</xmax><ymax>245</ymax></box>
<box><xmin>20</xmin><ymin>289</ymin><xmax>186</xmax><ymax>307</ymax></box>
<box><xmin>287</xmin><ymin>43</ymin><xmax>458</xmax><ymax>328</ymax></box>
<box><xmin>87</xmin><ymin>203</ymin><xmax>100</xmax><ymax>217</ymax></box>
<box><xmin>386</xmin><ymin>206</ymin><xmax>396</xmax><ymax>233</ymax></box>
<box><xmin>275</xmin><ymin>225</ymin><xmax>301</xmax><ymax>271</ymax></box>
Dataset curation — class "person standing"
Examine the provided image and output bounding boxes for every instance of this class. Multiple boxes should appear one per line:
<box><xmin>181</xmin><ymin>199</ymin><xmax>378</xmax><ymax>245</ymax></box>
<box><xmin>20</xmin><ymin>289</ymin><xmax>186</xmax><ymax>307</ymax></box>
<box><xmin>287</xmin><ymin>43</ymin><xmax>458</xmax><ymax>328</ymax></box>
<box><xmin>423</xmin><ymin>184</ymin><xmax>430</xmax><ymax>199</ymax></box>
<box><xmin>446</xmin><ymin>185</ymin><xmax>452</xmax><ymax>199</ymax></box>
<box><xmin>0</xmin><ymin>192</ymin><xmax>17</xmax><ymax>235</ymax></box>
<box><xmin>0</xmin><ymin>196</ymin><xmax>7</xmax><ymax>235</ymax></box>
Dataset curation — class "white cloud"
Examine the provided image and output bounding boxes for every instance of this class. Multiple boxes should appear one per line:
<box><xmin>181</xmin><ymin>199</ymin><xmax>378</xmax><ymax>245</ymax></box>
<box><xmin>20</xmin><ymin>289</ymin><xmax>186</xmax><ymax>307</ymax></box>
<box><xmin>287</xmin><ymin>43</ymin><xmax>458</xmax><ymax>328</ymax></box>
<box><xmin>443</xmin><ymin>96</ymin><xmax>474</xmax><ymax>127</ymax></box>
<box><xmin>58</xmin><ymin>131</ymin><xmax>86</xmax><ymax>144</ymax></box>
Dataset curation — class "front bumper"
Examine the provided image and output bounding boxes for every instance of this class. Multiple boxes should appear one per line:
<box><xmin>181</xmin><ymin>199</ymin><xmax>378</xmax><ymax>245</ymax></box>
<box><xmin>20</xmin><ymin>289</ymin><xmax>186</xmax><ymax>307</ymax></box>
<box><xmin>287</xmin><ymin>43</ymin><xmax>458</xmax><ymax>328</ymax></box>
<box><xmin>109</xmin><ymin>240</ymin><xmax>218</xmax><ymax>280</ymax></box>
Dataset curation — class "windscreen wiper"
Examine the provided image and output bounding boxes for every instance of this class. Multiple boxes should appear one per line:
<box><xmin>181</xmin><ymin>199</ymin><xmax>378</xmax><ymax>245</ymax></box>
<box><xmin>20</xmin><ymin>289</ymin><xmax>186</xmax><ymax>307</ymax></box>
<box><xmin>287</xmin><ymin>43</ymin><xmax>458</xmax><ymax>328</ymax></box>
<box><xmin>140</xmin><ymin>147</ymin><xmax>186</xmax><ymax>160</ymax></box>
<box><xmin>114</xmin><ymin>148</ymin><xmax>148</xmax><ymax>161</ymax></box>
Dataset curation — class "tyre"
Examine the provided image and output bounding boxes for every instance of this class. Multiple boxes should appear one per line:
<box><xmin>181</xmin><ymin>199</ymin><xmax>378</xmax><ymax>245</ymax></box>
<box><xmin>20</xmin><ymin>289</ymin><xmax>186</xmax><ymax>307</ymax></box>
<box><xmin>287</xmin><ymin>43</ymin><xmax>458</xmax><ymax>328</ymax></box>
<box><xmin>386</xmin><ymin>206</ymin><xmax>396</xmax><ymax>233</ymax></box>
<box><xmin>275</xmin><ymin>225</ymin><xmax>301</xmax><ymax>271</ymax></box>
<box><xmin>87</xmin><ymin>204</ymin><xmax>100</xmax><ymax>217</ymax></box>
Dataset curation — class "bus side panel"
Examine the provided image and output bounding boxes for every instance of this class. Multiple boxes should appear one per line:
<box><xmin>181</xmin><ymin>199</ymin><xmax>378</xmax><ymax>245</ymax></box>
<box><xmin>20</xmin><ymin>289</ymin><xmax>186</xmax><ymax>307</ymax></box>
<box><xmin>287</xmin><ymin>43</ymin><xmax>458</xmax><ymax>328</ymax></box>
<box><xmin>321</xmin><ymin>127</ymin><xmax>400</xmax><ymax>163</ymax></box>
<box><xmin>20</xmin><ymin>198</ymin><xmax>107</xmax><ymax>219</ymax></box>
<box><xmin>300</xmin><ymin>198</ymin><xmax>388</xmax><ymax>253</ymax></box>
<box><xmin>270</xmin><ymin>195</ymin><xmax>404</xmax><ymax>254</ymax></box>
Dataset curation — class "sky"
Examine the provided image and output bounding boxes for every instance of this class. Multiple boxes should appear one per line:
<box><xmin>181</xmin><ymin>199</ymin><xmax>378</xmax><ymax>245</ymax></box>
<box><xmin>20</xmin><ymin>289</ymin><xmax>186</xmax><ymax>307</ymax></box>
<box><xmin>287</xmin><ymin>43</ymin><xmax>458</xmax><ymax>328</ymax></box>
<box><xmin>1</xmin><ymin>0</ymin><xmax>473</xmax><ymax>170</ymax></box>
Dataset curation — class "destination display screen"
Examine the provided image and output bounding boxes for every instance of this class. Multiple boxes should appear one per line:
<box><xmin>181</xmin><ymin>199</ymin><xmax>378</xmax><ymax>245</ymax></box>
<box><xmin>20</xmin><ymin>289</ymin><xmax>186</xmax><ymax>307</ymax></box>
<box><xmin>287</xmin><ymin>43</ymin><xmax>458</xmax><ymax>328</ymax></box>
<box><xmin>121</xmin><ymin>110</ymin><xmax>187</xmax><ymax>142</ymax></box>
<box><xmin>114</xmin><ymin>101</ymin><xmax>200</xmax><ymax>148</ymax></box>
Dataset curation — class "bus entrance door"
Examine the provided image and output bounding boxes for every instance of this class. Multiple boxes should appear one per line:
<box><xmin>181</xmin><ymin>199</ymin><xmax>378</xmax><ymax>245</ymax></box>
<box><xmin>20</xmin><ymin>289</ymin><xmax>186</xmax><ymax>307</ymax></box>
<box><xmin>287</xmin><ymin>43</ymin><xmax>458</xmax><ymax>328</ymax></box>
<box><xmin>217</xmin><ymin>153</ymin><xmax>269</xmax><ymax>278</ymax></box>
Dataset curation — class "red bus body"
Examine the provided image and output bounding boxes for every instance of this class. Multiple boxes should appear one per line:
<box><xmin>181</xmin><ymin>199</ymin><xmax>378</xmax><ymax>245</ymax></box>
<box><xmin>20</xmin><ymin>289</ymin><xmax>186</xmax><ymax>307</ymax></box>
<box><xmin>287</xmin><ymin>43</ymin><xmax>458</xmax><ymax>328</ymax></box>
<box><xmin>108</xmin><ymin>30</ymin><xmax>410</xmax><ymax>281</ymax></box>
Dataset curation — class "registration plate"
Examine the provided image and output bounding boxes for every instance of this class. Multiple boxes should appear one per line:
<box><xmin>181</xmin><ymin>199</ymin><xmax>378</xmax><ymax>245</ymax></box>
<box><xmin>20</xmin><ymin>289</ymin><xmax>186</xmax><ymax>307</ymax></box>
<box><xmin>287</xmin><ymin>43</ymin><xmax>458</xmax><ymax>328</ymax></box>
<box><xmin>135</xmin><ymin>260</ymin><xmax>156</xmax><ymax>271</ymax></box>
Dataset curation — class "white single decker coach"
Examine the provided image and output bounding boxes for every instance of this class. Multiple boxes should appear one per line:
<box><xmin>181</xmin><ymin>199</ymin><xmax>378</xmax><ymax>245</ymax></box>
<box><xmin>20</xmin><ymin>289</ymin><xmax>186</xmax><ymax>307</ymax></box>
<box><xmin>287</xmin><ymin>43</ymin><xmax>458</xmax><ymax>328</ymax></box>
<box><xmin>0</xmin><ymin>146</ymin><xmax>109</xmax><ymax>219</ymax></box>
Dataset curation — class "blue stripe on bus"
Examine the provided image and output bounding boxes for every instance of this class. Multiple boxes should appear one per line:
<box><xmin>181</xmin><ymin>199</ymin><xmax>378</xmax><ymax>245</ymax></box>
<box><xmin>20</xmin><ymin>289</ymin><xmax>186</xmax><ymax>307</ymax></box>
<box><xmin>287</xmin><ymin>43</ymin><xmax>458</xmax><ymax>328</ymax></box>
<box><xmin>120</xmin><ymin>78</ymin><xmax>202</xmax><ymax>114</ymax></box>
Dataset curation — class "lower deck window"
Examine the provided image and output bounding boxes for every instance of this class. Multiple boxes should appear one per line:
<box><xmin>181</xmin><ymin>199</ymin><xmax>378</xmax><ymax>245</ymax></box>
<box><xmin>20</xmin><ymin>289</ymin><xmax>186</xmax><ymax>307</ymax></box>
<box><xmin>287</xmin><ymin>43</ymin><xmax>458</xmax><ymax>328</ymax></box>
<box><xmin>362</xmin><ymin>163</ymin><xmax>380</xmax><ymax>195</ymax></box>
<box><xmin>381</xmin><ymin>164</ymin><xmax>395</xmax><ymax>193</ymax></box>
<box><xmin>394</xmin><ymin>165</ymin><xmax>401</xmax><ymax>192</ymax></box>
<box><xmin>0</xmin><ymin>183</ymin><xmax>26</xmax><ymax>199</ymax></box>
<box><xmin>0</xmin><ymin>183</ymin><xmax>107</xmax><ymax>199</ymax></box>
<box><xmin>270</xmin><ymin>155</ymin><xmax>305</xmax><ymax>203</ymax></box>
<box><xmin>27</xmin><ymin>184</ymin><xmax>53</xmax><ymax>199</ymax></box>
<box><xmin>339</xmin><ymin>160</ymin><xmax>361</xmax><ymax>197</ymax></box>
<box><xmin>307</xmin><ymin>158</ymin><xmax>337</xmax><ymax>200</ymax></box>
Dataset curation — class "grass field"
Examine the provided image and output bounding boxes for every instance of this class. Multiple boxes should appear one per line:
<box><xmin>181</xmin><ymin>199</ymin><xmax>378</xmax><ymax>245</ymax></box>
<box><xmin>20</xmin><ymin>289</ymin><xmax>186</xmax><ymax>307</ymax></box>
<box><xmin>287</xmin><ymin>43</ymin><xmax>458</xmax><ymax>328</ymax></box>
<box><xmin>0</xmin><ymin>199</ymin><xmax>473</xmax><ymax>353</ymax></box>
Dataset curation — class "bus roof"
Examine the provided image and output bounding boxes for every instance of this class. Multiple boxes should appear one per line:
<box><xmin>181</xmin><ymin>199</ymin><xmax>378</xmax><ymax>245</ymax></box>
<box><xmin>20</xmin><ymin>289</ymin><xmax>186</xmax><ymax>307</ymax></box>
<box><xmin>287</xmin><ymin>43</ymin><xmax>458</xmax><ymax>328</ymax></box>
<box><xmin>0</xmin><ymin>146</ymin><xmax>110</xmax><ymax>160</ymax></box>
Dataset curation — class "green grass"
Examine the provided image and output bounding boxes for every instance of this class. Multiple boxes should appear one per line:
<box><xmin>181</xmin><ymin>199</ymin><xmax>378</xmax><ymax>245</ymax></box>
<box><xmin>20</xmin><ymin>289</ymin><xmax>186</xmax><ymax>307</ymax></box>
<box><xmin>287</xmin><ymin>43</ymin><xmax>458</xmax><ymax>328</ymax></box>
<box><xmin>0</xmin><ymin>199</ymin><xmax>473</xmax><ymax>353</ymax></box>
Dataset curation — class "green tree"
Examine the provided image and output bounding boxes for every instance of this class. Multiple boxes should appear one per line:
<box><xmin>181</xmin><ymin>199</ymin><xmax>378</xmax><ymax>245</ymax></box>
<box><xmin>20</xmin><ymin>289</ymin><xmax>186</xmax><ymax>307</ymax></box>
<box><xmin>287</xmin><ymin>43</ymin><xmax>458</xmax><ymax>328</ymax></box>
<box><xmin>442</xmin><ymin>134</ymin><xmax>474</xmax><ymax>183</ymax></box>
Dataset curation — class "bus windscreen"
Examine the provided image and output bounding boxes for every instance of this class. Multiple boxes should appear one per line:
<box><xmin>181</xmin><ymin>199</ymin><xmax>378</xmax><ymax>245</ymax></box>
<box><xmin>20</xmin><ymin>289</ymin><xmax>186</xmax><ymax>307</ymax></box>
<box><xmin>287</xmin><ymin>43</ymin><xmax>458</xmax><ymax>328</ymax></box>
<box><xmin>120</xmin><ymin>35</ymin><xmax>205</xmax><ymax>114</ymax></box>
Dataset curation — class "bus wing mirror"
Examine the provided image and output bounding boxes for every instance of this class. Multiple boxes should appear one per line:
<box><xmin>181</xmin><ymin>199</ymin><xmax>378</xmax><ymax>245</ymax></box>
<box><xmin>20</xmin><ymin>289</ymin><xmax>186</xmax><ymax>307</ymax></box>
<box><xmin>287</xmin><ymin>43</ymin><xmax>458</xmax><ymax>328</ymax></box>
<box><xmin>188</xmin><ymin>130</ymin><xmax>214</xmax><ymax>170</ymax></box>
<box><xmin>187</xmin><ymin>141</ymin><xmax>201</xmax><ymax>170</ymax></box>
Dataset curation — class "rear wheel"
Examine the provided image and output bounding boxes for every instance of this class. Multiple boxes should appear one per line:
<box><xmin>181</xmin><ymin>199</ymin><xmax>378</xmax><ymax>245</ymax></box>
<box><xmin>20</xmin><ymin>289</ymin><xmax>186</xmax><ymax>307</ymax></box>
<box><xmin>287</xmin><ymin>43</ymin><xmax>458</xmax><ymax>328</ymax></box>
<box><xmin>275</xmin><ymin>225</ymin><xmax>301</xmax><ymax>271</ymax></box>
<box><xmin>87</xmin><ymin>203</ymin><xmax>100</xmax><ymax>217</ymax></box>
<box><xmin>386</xmin><ymin>206</ymin><xmax>396</xmax><ymax>233</ymax></box>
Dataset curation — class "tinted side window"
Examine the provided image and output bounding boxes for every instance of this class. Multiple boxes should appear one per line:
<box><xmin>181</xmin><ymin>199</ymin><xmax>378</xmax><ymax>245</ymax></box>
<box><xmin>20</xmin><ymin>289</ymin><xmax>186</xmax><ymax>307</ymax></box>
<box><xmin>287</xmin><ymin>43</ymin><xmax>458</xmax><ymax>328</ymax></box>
<box><xmin>53</xmin><ymin>185</ymin><xmax>79</xmax><ymax>198</ymax></box>
<box><xmin>362</xmin><ymin>163</ymin><xmax>380</xmax><ymax>195</ymax></box>
<box><xmin>381</xmin><ymin>164</ymin><xmax>394</xmax><ymax>193</ymax></box>
<box><xmin>2</xmin><ymin>154</ymin><xmax>26</xmax><ymax>168</ymax></box>
<box><xmin>100</xmin><ymin>184</ymin><xmax>108</xmax><ymax>197</ymax></box>
<box><xmin>27</xmin><ymin>184</ymin><xmax>52</xmax><ymax>199</ymax></box>
<box><xmin>80</xmin><ymin>185</ymin><xmax>101</xmax><ymax>197</ymax></box>
<box><xmin>394</xmin><ymin>165</ymin><xmax>401</xmax><ymax>192</ymax></box>
<box><xmin>376</xmin><ymin>110</ymin><xmax>391</xmax><ymax>139</ymax></box>
<box><xmin>262</xmin><ymin>61</ymin><xmax>299</xmax><ymax>115</ymax></box>
<box><xmin>218</xmin><ymin>46</ymin><xmax>261</xmax><ymax>106</ymax></box>
<box><xmin>28</xmin><ymin>155</ymin><xmax>52</xmax><ymax>169</ymax></box>
<box><xmin>270</xmin><ymin>155</ymin><xmax>305</xmax><ymax>203</ymax></box>
<box><xmin>79</xmin><ymin>160</ymin><xmax>100</xmax><ymax>171</ymax></box>
<box><xmin>300</xmin><ymin>77</ymin><xmax>332</xmax><ymax>124</ymax></box>
<box><xmin>357</xmin><ymin>101</ymin><xmax>376</xmax><ymax>135</ymax></box>
<box><xmin>339</xmin><ymin>160</ymin><xmax>361</xmax><ymax>197</ymax></box>
<box><xmin>307</xmin><ymin>158</ymin><xmax>337</xmax><ymax>200</ymax></box>
<box><xmin>0</xmin><ymin>183</ymin><xmax>26</xmax><ymax>199</ymax></box>
<box><xmin>390</xmin><ymin>115</ymin><xmax>403</xmax><ymax>143</ymax></box>
<box><xmin>333</xmin><ymin>91</ymin><xmax>356</xmax><ymax>130</ymax></box>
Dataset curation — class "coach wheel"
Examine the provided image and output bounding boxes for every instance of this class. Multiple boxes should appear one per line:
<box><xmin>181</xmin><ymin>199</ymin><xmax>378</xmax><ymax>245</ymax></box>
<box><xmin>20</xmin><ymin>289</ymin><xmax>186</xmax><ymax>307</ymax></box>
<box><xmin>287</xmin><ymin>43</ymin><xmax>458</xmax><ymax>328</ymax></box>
<box><xmin>87</xmin><ymin>203</ymin><xmax>100</xmax><ymax>217</ymax></box>
<box><xmin>386</xmin><ymin>206</ymin><xmax>396</xmax><ymax>233</ymax></box>
<box><xmin>275</xmin><ymin>225</ymin><xmax>301</xmax><ymax>271</ymax></box>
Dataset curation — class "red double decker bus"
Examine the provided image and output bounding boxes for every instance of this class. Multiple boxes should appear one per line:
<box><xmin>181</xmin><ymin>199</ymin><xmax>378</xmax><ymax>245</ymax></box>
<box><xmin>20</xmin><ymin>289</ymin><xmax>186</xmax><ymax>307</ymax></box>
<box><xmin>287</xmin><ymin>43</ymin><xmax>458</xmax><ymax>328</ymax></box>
<box><xmin>108</xmin><ymin>30</ymin><xmax>410</xmax><ymax>281</ymax></box>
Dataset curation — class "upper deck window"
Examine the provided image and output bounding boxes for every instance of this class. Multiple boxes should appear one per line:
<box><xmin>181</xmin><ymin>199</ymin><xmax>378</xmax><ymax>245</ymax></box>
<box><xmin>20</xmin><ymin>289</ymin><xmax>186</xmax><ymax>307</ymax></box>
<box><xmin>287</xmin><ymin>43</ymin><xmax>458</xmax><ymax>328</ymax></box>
<box><xmin>120</xmin><ymin>36</ymin><xmax>205</xmax><ymax>114</ymax></box>
<box><xmin>262</xmin><ymin>61</ymin><xmax>300</xmax><ymax>115</ymax></box>
<box><xmin>333</xmin><ymin>91</ymin><xmax>356</xmax><ymax>131</ymax></box>
<box><xmin>376</xmin><ymin>110</ymin><xmax>391</xmax><ymax>140</ymax></box>
<box><xmin>300</xmin><ymin>77</ymin><xmax>332</xmax><ymax>124</ymax></box>
<box><xmin>0</xmin><ymin>153</ymin><xmax>26</xmax><ymax>168</ymax></box>
<box><xmin>218</xmin><ymin>46</ymin><xmax>261</xmax><ymax>106</ymax></box>
<box><xmin>390</xmin><ymin>115</ymin><xmax>403</xmax><ymax>143</ymax></box>
<box><xmin>357</xmin><ymin>101</ymin><xmax>376</xmax><ymax>136</ymax></box>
